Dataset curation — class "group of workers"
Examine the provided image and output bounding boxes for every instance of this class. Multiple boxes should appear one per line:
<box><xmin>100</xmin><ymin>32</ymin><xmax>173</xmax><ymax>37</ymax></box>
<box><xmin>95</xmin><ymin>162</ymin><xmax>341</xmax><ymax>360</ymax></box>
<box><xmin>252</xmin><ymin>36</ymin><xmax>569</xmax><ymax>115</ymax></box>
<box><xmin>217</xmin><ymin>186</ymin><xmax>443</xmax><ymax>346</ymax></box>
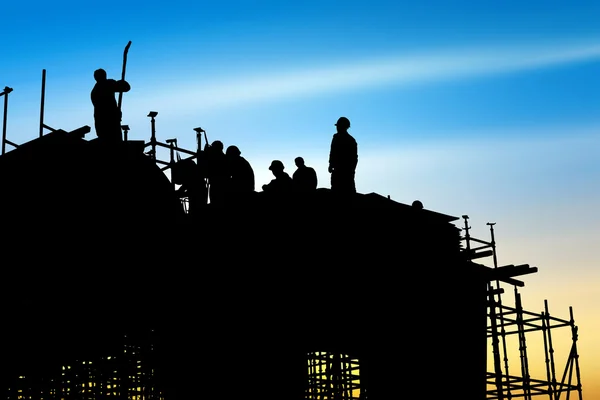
<box><xmin>90</xmin><ymin>68</ymin><xmax>359</xmax><ymax>211</ymax></box>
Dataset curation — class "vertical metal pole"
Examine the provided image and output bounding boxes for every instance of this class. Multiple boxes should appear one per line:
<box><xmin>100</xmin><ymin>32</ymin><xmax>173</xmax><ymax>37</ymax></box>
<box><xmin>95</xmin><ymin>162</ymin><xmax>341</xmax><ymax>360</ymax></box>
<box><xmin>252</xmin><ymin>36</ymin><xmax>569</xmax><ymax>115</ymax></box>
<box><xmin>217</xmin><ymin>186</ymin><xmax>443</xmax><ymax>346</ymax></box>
<box><xmin>544</xmin><ymin>300</ymin><xmax>558</xmax><ymax>398</ymax></box>
<box><xmin>193</xmin><ymin>127</ymin><xmax>209</xmax><ymax>206</ymax></box>
<box><xmin>39</xmin><ymin>69</ymin><xmax>46</xmax><ymax>138</ymax></box>
<box><xmin>487</xmin><ymin>222</ymin><xmax>498</xmax><ymax>268</ymax></box>
<box><xmin>167</xmin><ymin>138</ymin><xmax>177</xmax><ymax>192</ymax></box>
<box><xmin>541</xmin><ymin>311</ymin><xmax>552</xmax><ymax>396</ymax></box>
<box><xmin>193</xmin><ymin>128</ymin><xmax>202</xmax><ymax>155</ymax></box>
<box><xmin>121</xmin><ymin>125</ymin><xmax>129</xmax><ymax>142</ymax></box>
<box><xmin>147</xmin><ymin>112</ymin><xmax>158</xmax><ymax>161</ymax></box>
<box><xmin>462</xmin><ymin>215</ymin><xmax>471</xmax><ymax>252</ymax></box>
<box><xmin>514</xmin><ymin>289</ymin><xmax>531</xmax><ymax>400</ymax></box>
<box><xmin>169</xmin><ymin>140</ymin><xmax>175</xmax><ymax>164</ymax></box>
<box><xmin>488</xmin><ymin>282</ymin><xmax>504</xmax><ymax>400</ymax></box>
<box><xmin>568</xmin><ymin>307</ymin><xmax>583</xmax><ymax>400</ymax></box>
<box><xmin>1</xmin><ymin>86</ymin><xmax>13</xmax><ymax>155</ymax></box>
<box><xmin>151</xmin><ymin>118</ymin><xmax>156</xmax><ymax>159</ymax></box>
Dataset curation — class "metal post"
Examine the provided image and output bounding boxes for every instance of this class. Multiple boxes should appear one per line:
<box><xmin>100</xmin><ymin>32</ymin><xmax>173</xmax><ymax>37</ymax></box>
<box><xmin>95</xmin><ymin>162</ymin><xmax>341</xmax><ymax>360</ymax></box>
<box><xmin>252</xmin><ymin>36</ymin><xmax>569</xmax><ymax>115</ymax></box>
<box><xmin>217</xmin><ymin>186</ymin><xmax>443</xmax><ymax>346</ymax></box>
<box><xmin>462</xmin><ymin>215</ymin><xmax>471</xmax><ymax>252</ymax></box>
<box><xmin>193</xmin><ymin>127</ymin><xmax>205</xmax><ymax>154</ymax></box>
<box><xmin>39</xmin><ymin>69</ymin><xmax>46</xmax><ymax>138</ymax></box>
<box><xmin>487</xmin><ymin>222</ymin><xmax>498</xmax><ymax>268</ymax></box>
<box><xmin>569</xmin><ymin>307</ymin><xmax>583</xmax><ymax>400</ymax></box>
<box><xmin>193</xmin><ymin>127</ymin><xmax>209</xmax><ymax>206</ymax></box>
<box><xmin>1</xmin><ymin>86</ymin><xmax>13</xmax><ymax>155</ymax></box>
<box><xmin>147</xmin><ymin>111</ymin><xmax>158</xmax><ymax>160</ymax></box>
<box><xmin>544</xmin><ymin>300</ymin><xmax>558</xmax><ymax>397</ymax></box>
<box><xmin>167</xmin><ymin>138</ymin><xmax>177</xmax><ymax>165</ymax></box>
<box><xmin>514</xmin><ymin>289</ymin><xmax>529</xmax><ymax>399</ymax></box>
<box><xmin>121</xmin><ymin>125</ymin><xmax>130</xmax><ymax>142</ymax></box>
<box><xmin>488</xmin><ymin>282</ymin><xmax>505</xmax><ymax>400</ymax></box>
<box><xmin>166</xmin><ymin>138</ymin><xmax>177</xmax><ymax>191</ymax></box>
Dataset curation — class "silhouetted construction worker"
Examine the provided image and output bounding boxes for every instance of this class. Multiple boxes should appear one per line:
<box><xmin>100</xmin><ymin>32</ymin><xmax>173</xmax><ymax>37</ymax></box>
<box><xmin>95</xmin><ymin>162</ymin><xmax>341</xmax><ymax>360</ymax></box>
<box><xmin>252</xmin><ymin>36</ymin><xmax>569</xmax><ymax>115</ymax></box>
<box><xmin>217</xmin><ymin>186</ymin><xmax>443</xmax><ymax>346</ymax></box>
<box><xmin>328</xmin><ymin>117</ymin><xmax>358</xmax><ymax>194</ymax></box>
<box><xmin>90</xmin><ymin>68</ymin><xmax>130</xmax><ymax>142</ymax></box>
<box><xmin>226</xmin><ymin>145</ymin><xmax>255</xmax><ymax>201</ymax></box>
<box><xmin>262</xmin><ymin>160</ymin><xmax>293</xmax><ymax>194</ymax></box>
<box><xmin>173</xmin><ymin>158</ymin><xmax>207</xmax><ymax>216</ymax></box>
<box><xmin>205</xmin><ymin>140</ymin><xmax>228</xmax><ymax>205</ymax></box>
<box><xmin>292</xmin><ymin>156</ymin><xmax>317</xmax><ymax>192</ymax></box>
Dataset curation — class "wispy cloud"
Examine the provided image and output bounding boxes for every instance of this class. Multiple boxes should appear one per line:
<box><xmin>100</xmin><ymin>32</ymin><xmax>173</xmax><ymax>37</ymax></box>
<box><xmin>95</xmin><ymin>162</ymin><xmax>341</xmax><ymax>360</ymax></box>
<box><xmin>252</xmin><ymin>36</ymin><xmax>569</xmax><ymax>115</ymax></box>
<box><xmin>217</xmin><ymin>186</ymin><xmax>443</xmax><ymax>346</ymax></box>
<box><xmin>130</xmin><ymin>40</ymin><xmax>600</xmax><ymax>115</ymax></box>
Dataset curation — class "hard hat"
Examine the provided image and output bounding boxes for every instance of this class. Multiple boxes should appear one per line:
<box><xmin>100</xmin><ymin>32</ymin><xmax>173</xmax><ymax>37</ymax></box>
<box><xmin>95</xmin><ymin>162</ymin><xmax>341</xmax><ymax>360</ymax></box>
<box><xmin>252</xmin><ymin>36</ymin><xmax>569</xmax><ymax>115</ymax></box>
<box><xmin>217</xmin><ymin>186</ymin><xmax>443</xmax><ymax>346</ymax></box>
<box><xmin>269</xmin><ymin>160</ymin><xmax>284</xmax><ymax>171</ymax></box>
<box><xmin>226</xmin><ymin>145</ymin><xmax>241</xmax><ymax>156</ymax></box>
<box><xmin>412</xmin><ymin>200</ymin><xmax>424</xmax><ymax>209</ymax></box>
<box><xmin>335</xmin><ymin>117</ymin><xmax>350</xmax><ymax>129</ymax></box>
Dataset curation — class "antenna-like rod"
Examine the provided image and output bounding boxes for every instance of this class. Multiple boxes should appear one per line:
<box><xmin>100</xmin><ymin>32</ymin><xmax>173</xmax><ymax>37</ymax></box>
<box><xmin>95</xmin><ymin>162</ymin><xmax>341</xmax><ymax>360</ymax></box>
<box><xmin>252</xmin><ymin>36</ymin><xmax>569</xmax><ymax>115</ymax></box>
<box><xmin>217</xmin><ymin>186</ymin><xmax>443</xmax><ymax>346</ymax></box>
<box><xmin>487</xmin><ymin>222</ymin><xmax>498</xmax><ymax>269</ymax></box>
<box><xmin>1</xmin><ymin>86</ymin><xmax>14</xmax><ymax>155</ymax></box>
<box><xmin>39</xmin><ymin>69</ymin><xmax>46</xmax><ymax>138</ymax></box>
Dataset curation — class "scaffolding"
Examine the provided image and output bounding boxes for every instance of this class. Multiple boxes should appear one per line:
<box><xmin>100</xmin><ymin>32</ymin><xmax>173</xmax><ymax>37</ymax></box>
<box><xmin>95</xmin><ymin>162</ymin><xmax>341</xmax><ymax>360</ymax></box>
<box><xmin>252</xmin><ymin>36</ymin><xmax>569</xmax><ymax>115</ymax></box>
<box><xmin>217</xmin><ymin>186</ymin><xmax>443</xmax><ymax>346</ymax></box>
<box><xmin>307</xmin><ymin>352</ymin><xmax>361</xmax><ymax>400</ymax></box>
<box><xmin>461</xmin><ymin>216</ymin><xmax>583</xmax><ymax>400</ymax></box>
<box><xmin>0</xmin><ymin>71</ymin><xmax>205</xmax><ymax>212</ymax></box>
<box><xmin>3</xmin><ymin>332</ymin><xmax>164</xmax><ymax>400</ymax></box>
<box><xmin>1</xmin><ymin>70</ymin><xmax>72</xmax><ymax>155</ymax></box>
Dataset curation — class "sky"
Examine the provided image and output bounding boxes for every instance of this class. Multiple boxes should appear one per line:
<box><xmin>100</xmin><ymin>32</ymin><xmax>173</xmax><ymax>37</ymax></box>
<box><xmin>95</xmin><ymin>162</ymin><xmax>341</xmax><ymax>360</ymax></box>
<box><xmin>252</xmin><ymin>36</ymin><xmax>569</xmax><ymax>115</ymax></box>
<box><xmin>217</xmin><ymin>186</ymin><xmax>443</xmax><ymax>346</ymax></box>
<box><xmin>2</xmin><ymin>0</ymin><xmax>600</xmax><ymax>397</ymax></box>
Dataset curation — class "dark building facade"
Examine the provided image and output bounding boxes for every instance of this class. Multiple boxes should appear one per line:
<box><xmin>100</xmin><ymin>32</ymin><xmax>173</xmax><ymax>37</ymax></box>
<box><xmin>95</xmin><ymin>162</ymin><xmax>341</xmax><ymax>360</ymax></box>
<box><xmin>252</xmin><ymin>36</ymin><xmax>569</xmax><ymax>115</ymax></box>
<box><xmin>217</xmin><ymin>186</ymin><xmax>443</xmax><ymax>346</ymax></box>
<box><xmin>0</xmin><ymin>125</ymin><xmax>582</xmax><ymax>400</ymax></box>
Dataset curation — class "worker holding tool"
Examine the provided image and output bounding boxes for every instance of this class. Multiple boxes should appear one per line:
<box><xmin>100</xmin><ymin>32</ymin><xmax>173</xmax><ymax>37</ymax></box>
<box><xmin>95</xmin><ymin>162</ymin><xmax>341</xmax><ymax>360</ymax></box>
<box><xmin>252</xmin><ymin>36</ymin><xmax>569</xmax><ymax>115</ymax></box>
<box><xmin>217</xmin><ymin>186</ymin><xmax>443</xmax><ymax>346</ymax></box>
<box><xmin>91</xmin><ymin>42</ymin><xmax>132</xmax><ymax>143</ymax></box>
<box><xmin>90</xmin><ymin>68</ymin><xmax>130</xmax><ymax>142</ymax></box>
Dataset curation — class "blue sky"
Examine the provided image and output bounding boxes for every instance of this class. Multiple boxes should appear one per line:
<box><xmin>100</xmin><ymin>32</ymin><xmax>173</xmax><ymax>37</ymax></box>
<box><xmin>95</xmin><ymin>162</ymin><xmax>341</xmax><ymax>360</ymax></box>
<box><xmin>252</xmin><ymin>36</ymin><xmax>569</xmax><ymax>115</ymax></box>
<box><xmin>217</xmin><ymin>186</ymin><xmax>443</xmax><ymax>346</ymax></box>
<box><xmin>3</xmin><ymin>0</ymin><xmax>600</xmax><ymax>396</ymax></box>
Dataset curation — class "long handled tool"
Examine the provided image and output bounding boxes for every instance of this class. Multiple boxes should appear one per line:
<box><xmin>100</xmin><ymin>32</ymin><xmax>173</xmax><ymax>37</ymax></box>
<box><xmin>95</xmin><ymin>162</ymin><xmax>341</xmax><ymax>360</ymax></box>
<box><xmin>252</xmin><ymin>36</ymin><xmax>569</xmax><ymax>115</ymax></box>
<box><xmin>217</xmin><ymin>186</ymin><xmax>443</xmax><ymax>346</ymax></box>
<box><xmin>193</xmin><ymin>127</ymin><xmax>209</xmax><ymax>150</ymax></box>
<box><xmin>117</xmin><ymin>41</ymin><xmax>132</xmax><ymax>112</ymax></box>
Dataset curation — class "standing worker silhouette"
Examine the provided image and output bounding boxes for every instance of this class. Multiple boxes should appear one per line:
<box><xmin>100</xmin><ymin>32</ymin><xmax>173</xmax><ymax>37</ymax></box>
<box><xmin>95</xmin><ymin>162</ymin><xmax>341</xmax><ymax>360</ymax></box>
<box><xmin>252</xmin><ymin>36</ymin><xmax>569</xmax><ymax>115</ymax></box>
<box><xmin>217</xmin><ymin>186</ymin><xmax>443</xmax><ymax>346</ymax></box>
<box><xmin>205</xmin><ymin>140</ymin><xmax>229</xmax><ymax>205</ymax></box>
<box><xmin>91</xmin><ymin>68</ymin><xmax>130</xmax><ymax>142</ymax></box>
<box><xmin>328</xmin><ymin>117</ymin><xmax>358</xmax><ymax>194</ymax></box>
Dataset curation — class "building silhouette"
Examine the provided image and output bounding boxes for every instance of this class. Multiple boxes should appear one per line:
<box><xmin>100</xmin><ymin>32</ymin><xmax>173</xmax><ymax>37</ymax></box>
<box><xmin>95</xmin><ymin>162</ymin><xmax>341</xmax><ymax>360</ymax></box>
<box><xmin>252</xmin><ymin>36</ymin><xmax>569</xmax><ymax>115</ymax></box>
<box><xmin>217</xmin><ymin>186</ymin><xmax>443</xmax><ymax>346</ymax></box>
<box><xmin>0</xmin><ymin>78</ymin><xmax>583</xmax><ymax>400</ymax></box>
